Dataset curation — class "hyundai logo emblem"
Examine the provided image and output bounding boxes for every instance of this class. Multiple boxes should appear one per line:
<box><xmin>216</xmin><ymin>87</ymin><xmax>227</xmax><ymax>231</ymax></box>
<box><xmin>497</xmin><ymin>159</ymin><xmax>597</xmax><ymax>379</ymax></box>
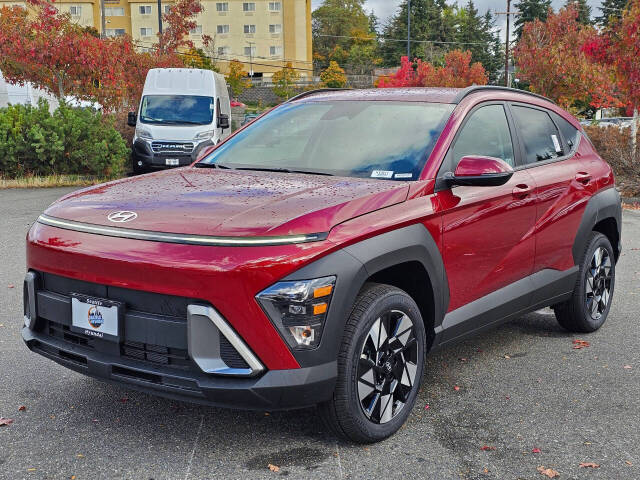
<box><xmin>107</xmin><ymin>211</ymin><xmax>138</xmax><ymax>223</ymax></box>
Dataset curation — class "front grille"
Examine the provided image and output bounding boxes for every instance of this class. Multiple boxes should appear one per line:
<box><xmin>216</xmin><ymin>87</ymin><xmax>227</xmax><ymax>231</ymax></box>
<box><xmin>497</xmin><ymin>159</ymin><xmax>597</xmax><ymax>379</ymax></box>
<box><xmin>151</xmin><ymin>141</ymin><xmax>194</xmax><ymax>154</ymax></box>
<box><xmin>220</xmin><ymin>335</ymin><xmax>250</xmax><ymax>369</ymax></box>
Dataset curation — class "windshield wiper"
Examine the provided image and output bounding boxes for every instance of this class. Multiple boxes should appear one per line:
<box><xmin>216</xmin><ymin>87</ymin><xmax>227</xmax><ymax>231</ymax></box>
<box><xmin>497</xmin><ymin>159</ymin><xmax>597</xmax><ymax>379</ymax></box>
<box><xmin>194</xmin><ymin>162</ymin><xmax>232</xmax><ymax>169</ymax></box>
<box><xmin>234</xmin><ymin>166</ymin><xmax>334</xmax><ymax>176</ymax></box>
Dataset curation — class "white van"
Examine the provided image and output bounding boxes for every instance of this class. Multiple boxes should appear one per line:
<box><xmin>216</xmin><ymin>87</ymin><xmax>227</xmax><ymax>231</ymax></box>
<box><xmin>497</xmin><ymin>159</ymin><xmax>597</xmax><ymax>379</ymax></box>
<box><xmin>128</xmin><ymin>68</ymin><xmax>231</xmax><ymax>173</ymax></box>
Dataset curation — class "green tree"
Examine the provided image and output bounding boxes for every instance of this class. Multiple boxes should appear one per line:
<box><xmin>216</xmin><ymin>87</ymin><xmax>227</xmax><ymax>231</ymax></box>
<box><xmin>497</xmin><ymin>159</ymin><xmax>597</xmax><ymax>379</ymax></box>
<box><xmin>320</xmin><ymin>61</ymin><xmax>348</xmax><ymax>88</ymax></box>
<box><xmin>514</xmin><ymin>0</ymin><xmax>553</xmax><ymax>39</ymax></box>
<box><xmin>272</xmin><ymin>62</ymin><xmax>300</xmax><ymax>99</ymax></box>
<box><xmin>455</xmin><ymin>1</ymin><xmax>502</xmax><ymax>81</ymax></box>
<box><xmin>225</xmin><ymin>59</ymin><xmax>251</xmax><ymax>97</ymax></box>
<box><xmin>596</xmin><ymin>0</ymin><xmax>628</xmax><ymax>26</ymax></box>
<box><xmin>565</xmin><ymin>0</ymin><xmax>592</xmax><ymax>24</ymax></box>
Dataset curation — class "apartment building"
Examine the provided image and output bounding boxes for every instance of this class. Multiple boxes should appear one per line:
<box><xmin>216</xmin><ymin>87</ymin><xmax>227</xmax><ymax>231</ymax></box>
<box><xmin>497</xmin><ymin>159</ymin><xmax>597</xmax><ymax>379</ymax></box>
<box><xmin>0</xmin><ymin>0</ymin><xmax>312</xmax><ymax>78</ymax></box>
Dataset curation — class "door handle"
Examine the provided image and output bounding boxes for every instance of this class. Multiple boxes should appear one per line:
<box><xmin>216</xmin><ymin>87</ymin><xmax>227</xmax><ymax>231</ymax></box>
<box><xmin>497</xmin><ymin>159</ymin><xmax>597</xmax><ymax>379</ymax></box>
<box><xmin>512</xmin><ymin>184</ymin><xmax>532</xmax><ymax>199</ymax></box>
<box><xmin>576</xmin><ymin>172</ymin><xmax>591</xmax><ymax>185</ymax></box>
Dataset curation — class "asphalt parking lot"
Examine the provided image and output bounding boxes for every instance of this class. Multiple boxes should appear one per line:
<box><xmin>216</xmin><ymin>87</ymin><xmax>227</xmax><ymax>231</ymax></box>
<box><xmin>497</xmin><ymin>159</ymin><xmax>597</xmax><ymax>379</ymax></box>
<box><xmin>0</xmin><ymin>187</ymin><xmax>639</xmax><ymax>480</ymax></box>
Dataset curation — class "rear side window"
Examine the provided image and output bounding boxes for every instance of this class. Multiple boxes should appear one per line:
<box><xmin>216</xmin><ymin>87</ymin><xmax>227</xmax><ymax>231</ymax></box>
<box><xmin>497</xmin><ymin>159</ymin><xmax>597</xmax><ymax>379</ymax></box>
<box><xmin>511</xmin><ymin>106</ymin><xmax>563</xmax><ymax>164</ymax></box>
<box><xmin>552</xmin><ymin>112</ymin><xmax>580</xmax><ymax>152</ymax></box>
<box><xmin>452</xmin><ymin>104</ymin><xmax>515</xmax><ymax>167</ymax></box>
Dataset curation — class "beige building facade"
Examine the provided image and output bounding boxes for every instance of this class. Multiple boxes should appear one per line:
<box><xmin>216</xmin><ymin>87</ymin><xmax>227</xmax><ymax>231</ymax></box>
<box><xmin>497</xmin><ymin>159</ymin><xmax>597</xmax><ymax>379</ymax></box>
<box><xmin>0</xmin><ymin>0</ymin><xmax>312</xmax><ymax>78</ymax></box>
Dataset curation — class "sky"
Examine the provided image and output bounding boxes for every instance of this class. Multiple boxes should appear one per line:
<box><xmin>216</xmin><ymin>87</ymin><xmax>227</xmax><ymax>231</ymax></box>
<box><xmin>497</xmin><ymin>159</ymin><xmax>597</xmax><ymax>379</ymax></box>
<box><xmin>311</xmin><ymin>0</ymin><xmax>604</xmax><ymax>40</ymax></box>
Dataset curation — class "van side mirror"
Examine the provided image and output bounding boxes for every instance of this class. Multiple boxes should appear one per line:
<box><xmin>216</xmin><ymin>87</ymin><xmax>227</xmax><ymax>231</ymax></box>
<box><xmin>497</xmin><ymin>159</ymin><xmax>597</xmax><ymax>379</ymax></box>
<box><xmin>127</xmin><ymin>112</ymin><xmax>137</xmax><ymax>127</ymax></box>
<box><xmin>218</xmin><ymin>114</ymin><xmax>230</xmax><ymax>130</ymax></box>
<box><xmin>444</xmin><ymin>156</ymin><xmax>514</xmax><ymax>187</ymax></box>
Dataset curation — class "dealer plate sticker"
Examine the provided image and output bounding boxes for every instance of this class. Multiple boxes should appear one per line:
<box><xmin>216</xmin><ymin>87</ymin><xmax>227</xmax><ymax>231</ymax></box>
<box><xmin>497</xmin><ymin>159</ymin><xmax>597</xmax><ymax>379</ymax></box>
<box><xmin>166</xmin><ymin>158</ymin><xmax>180</xmax><ymax>166</ymax></box>
<box><xmin>71</xmin><ymin>294</ymin><xmax>121</xmax><ymax>341</ymax></box>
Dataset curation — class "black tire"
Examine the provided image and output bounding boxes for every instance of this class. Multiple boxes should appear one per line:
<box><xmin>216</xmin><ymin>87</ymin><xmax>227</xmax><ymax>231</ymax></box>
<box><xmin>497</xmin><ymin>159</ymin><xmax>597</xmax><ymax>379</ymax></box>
<box><xmin>554</xmin><ymin>232</ymin><xmax>615</xmax><ymax>333</ymax></box>
<box><xmin>318</xmin><ymin>283</ymin><xmax>426</xmax><ymax>443</ymax></box>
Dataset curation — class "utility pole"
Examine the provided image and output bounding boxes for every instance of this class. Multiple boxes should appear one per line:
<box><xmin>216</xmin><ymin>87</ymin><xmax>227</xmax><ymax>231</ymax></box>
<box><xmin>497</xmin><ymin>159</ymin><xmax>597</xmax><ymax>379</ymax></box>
<box><xmin>407</xmin><ymin>0</ymin><xmax>411</xmax><ymax>58</ymax></box>
<box><xmin>100</xmin><ymin>0</ymin><xmax>106</xmax><ymax>38</ymax></box>
<box><xmin>247</xmin><ymin>41</ymin><xmax>255</xmax><ymax>77</ymax></box>
<box><xmin>496</xmin><ymin>0</ymin><xmax>519</xmax><ymax>87</ymax></box>
<box><xmin>157</xmin><ymin>0</ymin><xmax>163</xmax><ymax>35</ymax></box>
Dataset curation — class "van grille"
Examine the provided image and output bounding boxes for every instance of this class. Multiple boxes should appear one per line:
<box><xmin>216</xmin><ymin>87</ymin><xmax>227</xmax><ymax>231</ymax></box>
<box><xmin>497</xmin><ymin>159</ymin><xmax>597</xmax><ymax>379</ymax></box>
<box><xmin>151</xmin><ymin>141</ymin><xmax>194</xmax><ymax>153</ymax></box>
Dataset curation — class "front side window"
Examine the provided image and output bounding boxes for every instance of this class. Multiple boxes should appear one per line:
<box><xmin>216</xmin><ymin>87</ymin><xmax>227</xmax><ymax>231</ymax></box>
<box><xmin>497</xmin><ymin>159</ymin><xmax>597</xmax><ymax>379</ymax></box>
<box><xmin>199</xmin><ymin>101</ymin><xmax>454</xmax><ymax>180</ymax></box>
<box><xmin>243</xmin><ymin>2</ymin><xmax>255</xmax><ymax>11</ymax></box>
<box><xmin>452</xmin><ymin>104</ymin><xmax>515</xmax><ymax>167</ymax></box>
<box><xmin>140</xmin><ymin>95</ymin><xmax>214</xmax><ymax>125</ymax></box>
<box><xmin>512</xmin><ymin>105</ymin><xmax>563</xmax><ymax>163</ymax></box>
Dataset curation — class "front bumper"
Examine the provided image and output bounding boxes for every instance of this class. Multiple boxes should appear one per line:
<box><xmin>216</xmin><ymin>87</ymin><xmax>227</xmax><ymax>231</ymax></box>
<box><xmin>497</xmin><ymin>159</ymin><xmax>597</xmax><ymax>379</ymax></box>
<box><xmin>22</xmin><ymin>326</ymin><xmax>336</xmax><ymax>409</ymax></box>
<box><xmin>132</xmin><ymin>138</ymin><xmax>213</xmax><ymax>170</ymax></box>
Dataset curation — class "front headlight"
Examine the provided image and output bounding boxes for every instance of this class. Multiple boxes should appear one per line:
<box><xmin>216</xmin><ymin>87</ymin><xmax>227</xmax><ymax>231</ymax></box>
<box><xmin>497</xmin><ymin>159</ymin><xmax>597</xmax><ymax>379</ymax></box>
<box><xmin>135</xmin><ymin>127</ymin><xmax>153</xmax><ymax>140</ymax></box>
<box><xmin>256</xmin><ymin>276</ymin><xmax>336</xmax><ymax>350</ymax></box>
<box><xmin>194</xmin><ymin>130</ymin><xmax>214</xmax><ymax>140</ymax></box>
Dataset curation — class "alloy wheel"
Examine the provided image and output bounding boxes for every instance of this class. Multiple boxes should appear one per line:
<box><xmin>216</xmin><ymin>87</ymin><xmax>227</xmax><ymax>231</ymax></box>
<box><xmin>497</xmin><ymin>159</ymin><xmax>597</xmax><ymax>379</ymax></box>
<box><xmin>357</xmin><ymin>310</ymin><xmax>419</xmax><ymax>424</ymax></box>
<box><xmin>585</xmin><ymin>246</ymin><xmax>612</xmax><ymax>320</ymax></box>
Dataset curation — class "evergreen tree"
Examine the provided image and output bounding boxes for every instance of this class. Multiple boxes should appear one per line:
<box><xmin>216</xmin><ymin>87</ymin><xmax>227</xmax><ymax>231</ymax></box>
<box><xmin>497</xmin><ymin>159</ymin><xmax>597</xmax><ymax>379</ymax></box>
<box><xmin>513</xmin><ymin>0</ymin><xmax>553</xmax><ymax>39</ymax></box>
<box><xmin>596</xmin><ymin>0</ymin><xmax>628</xmax><ymax>26</ymax></box>
<box><xmin>565</xmin><ymin>0</ymin><xmax>592</xmax><ymax>24</ymax></box>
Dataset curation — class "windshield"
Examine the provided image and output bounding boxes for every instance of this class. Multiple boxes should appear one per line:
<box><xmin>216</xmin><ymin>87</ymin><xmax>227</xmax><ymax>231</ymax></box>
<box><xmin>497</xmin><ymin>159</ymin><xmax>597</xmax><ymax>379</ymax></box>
<box><xmin>140</xmin><ymin>95</ymin><xmax>214</xmax><ymax>125</ymax></box>
<box><xmin>198</xmin><ymin>101</ymin><xmax>454</xmax><ymax>180</ymax></box>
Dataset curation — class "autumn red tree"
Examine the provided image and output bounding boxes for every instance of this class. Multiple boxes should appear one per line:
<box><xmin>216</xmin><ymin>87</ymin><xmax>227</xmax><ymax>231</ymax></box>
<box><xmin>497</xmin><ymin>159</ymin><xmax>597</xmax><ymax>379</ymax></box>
<box><xmin>376</xmin><ymin>50</ymin><xmax>488</xmax><ymax>88</ymax></box>
<box><xmin>582</xmin><ymin>0</ymin><xmax>640</xmax><ymax>155</ymax></box>
<box><xmin>514</xmin><ymin>5</ymin><xmax>619</xmax><ymax>110</ymax></box>
<box><xmin>156</xmin><ymin>0</ymin><xmax>204</xmax><ymax>53</ymax></box>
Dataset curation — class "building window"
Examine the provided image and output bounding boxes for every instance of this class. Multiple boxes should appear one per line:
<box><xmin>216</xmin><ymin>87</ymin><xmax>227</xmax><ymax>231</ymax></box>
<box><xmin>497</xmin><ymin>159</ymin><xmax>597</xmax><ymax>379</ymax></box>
<box><xmin>140</xmin><ymin>27</ymin><xmax>153</xmax><ymax>36</ymax></box>
<box><xmin>69</xmin><ymin>5</ymin><xmax>81</xmax><ymax>16</ymax></box>
<box><xmin>269</xmin><ymin>46</ymin><xmax>282</xmax><ymax>56</ymax></box>
<box><xmin>217</xmin><ymin>24</ymin><xmax>229</xmax><ymax>34</ymax></box>
<box><xmin>164</xmin><ymin>5</ymin><xmax>171</xmax><ymax>14</ymax></box>
<box><xmin>105</xmin><ymin>28</ymin><xmax>126</xmax><ymax>37</ymax></box>
<box><xmin>244</xmin><ymin>24</ymin><xmax>256</xmax><ymax>34</ymax></box>
<box><xmin>244</xmin><ymin>46</ymin><xmax>256</xmax><ymax>57</ymax></box>
<box><xmin>268</xmin><ymin>2</ymin><xmax>281</xmax><ymax>11</ymax></box>
<box><xmin>243</xmin><ymin>2</ymin><xmax>255</xmax><ymax>12</ymax></box>
<box><xmin>216</xmin><ymin>2</ymin><xmax>228</xmax><ymax>11</ymax></box>
<box><xmin>139</xmin><ymin>5</ymin><xmax>151</xmax><ymax>15</ymax></box>
<box><xmin>217</xmin><ymin>46</ymin><xmax>230</xmax><ymax>56</ymax></box>
<box><xmin>105</xmin><ymin>7</ymin><xmax>124</xmax><ymax>16</ymax></box>
<box><xmin>269</xmin><ymin>24</ymin><xmax>281</xmax><ymax>34</ymax></box>
<box><xmin>190</xmin><ymin>25</ymin><xmax>202</xmax><ymax>35</ymax></box>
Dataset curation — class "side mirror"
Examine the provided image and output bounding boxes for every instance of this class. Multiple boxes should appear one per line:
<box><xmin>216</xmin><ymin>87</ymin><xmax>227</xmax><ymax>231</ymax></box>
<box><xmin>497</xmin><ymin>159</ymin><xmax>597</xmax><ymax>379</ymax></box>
<box><xmin>218</xmin><ymin>113</ymin><xmax>230</xmax><ymax>130</ymax></box>
<box><xmin>444</xmin><ymin>155</ymin><xmax>514</xmax><ymax>187</ymax></box>
<box><xmin>127</xmin><ymin>111</ymin><xmax>137</xmax><ymax>127</ymax></box>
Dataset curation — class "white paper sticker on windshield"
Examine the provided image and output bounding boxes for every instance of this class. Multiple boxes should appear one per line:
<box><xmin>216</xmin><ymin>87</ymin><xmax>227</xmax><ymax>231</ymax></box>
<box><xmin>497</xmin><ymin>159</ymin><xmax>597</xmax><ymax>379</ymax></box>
<box><xmin>394</xmin><ymin>173</ymin><xmax>413</xmax><ymax>179</ymax></box>
<box><xmin>551</xmin><ymin>134</ymin><xmax>561</xmax><ymax>153</ymax></box>
<box><xmin>371</xmin><ymin>170</ymin><xmax>394</xmax><ymax>179</ymax></box>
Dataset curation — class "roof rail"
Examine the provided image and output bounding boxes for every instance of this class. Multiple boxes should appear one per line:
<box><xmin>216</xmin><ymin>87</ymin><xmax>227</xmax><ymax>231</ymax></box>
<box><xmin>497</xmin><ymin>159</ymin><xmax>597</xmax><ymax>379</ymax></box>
<box><xmin>286</xmin><ymin>88</ymin><xmax>351</xmax><ymax>103</ymax></box>
<box><xmin>453</xmin><ymin>86</ymin><xmax>555</xmax><ymax>105</ymax></box>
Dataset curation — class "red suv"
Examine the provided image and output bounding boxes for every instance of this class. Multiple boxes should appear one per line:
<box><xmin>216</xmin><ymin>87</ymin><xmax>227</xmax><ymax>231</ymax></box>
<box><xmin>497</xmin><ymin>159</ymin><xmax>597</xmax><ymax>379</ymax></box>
<box><xmin>23</xmin><ymin>87</ymin><xmax>621</xmax><ymax>443</ymax></box>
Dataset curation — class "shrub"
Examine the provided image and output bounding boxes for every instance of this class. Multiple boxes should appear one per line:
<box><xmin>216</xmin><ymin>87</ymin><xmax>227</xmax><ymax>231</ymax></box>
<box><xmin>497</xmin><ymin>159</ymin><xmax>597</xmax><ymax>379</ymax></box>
<box><xmin>320</xmin><ymin>61</ymin><xmax>347</xmax><ymax>88</ymax></box>
<box><xmin>0</xmin><ymin>100</ymin><xmax>129</xmax><ymax>178</ymax></box>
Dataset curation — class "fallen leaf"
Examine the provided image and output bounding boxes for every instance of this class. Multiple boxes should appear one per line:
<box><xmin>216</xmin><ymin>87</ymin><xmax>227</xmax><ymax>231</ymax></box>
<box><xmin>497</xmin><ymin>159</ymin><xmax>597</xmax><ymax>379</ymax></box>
<box><xmin>623</xmin><ymin>365</ymin><xmax>632</xmax><ymax>369</ymax></box>
<box><xmin>579</xmin><ymin>462</ymin><xmax>600</xmax><ymax>468</ymax></box>
<box><xmin>264</xmin><ymin>412</ymin><xmax>270</xmax><ymax>416</ymax></box>
<box><xmin>268</xmin><ymin>464</ymin><xmax>280</xmax><ymax>472</ymax></box>
<box><xmin>0</xmin><ymin>417</ymin><xmax>14</xmax><ymax>426</ymax></box>
<box><xmin>537</xmin><ymin>466</ymin><xmax>560</xmax><ymax>478</ymax></box>
<box><xmin>454</xmin><ymin>385</ymin><xmax>460</xmax><ymax>391</ymax></box>
<box><xmin>8</xmin><ymin>284</ymin><xmax>15</xmax><ymax>288</ymax></box>
<box><xmin>120</xmin><ymin>397</ymin><xmax>128</xmax><ymax>403</ymax></box>
<box><xmin>626</xmin><ymin>461</ymin><xmax>633</xmax><ymax>466</ymax></box>
<box><xmin>18</xmin><ymin>405</ymin><xmax>26</xmax><ymax>412</ymax></box>
<box><xmin>532</xmin><ymin>448</ymin><xmax>542</xmax><ymax>453</ymax></box>
<box><xmin>459</xmin><ymin>357</ymin><xmax>468</xmax><ymax>362</ymax></box>
<box><xmin>505</xmin><ymin>396</ymin><xmax>511</xmax><ymax>400</ymax></box>
<box><xmin>76</xmin><ymin>454</ymin><xmax>84</xmax><ymax>458</ymax></box>
<box><xmin>71</xmin><ymin>476</ymin><xmax>76</xmax><ymax>480</ymax></box>
<box><xmin>27</xmin><ymin>468</ymin><xmax>36</xmax><ymax>472</ymax></box>
<box><xmin>481</xmin><ymin>446</ymin><xmax>496</xmax><ymax>451</ymax></box>
<box><xmin>483</xmin><ymin>467</ymin><xmax>489</xmax><ymax>473</ymax></box>
<box><xmin>504</xmin><ymin>354</ymin><xmax>511</xmax><ymax>359</ymax></box>
<box><xmin>424</xmin><ymin>404</ymin><xmax>430</xmax><ymax>410</ymax></box>
<box><xmin>573</xmin><ymin>339</ymin><xmax>590</xmax><ymax>349</ymax></box>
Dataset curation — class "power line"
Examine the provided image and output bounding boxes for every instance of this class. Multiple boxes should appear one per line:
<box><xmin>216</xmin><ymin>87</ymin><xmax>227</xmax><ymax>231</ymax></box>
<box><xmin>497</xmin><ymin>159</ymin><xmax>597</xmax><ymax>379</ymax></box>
<box><xmin>316</xmin><ymin>34</ymin><xmax>491</xmax><ymax>46</ymax></box>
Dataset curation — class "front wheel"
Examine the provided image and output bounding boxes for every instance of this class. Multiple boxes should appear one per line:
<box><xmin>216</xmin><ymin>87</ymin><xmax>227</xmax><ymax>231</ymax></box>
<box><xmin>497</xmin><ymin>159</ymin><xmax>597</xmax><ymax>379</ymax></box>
<box><xmin>554</xmin><ymin>232</ymin><xmax>616</xmax><ymax>332</ymax></box>
<box><xmin>318</xmin><ymin>283</ymin><xmax>426</xmax><ymax>443</ymax></box>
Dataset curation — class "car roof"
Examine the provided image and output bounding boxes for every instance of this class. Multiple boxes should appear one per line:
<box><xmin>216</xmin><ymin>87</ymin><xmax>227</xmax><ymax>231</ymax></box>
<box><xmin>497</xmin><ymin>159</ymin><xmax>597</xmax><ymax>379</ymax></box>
<box><xmin>289</xmin><ymin>86</ymin><xmax>555</xmax><ymax>106</ymax></box>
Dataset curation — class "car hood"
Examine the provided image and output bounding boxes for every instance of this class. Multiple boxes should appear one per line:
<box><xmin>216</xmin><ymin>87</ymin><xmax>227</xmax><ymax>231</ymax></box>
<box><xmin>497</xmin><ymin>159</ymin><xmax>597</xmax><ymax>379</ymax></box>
<box><xmin>44</xmin><ymin>168</ymin><xmax>409</xmax><ymax>238</ymax></box>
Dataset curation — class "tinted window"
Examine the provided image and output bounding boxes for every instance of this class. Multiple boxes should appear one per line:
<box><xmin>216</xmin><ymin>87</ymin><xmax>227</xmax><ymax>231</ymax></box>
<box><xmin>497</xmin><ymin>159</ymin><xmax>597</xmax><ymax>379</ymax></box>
<box><xmin>452</xmin><ymin>104</ymin><xmax>515</xmax><ymax>167</ymax></box>
<box><xmin>512</xmin><ymin>106</ymin><xmax>563</xmax><ymax>164</ymax></box>
<box><xmin>552</xmin><ymin>112</ymin><xmax>580</xmax><ymax>151</ymax></box>
<box><xmin>200</xmin><ymin>101</ymin><xmax>454</xmax><ymax>181</ymax></box>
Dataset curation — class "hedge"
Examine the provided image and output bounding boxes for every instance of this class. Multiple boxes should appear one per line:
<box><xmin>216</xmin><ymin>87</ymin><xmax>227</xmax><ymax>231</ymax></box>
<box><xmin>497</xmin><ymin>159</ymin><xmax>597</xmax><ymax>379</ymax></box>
<box><xmin>0</xmin><ymin>100</ymin><xmax>129</xmax><ymax>178</ymax></box>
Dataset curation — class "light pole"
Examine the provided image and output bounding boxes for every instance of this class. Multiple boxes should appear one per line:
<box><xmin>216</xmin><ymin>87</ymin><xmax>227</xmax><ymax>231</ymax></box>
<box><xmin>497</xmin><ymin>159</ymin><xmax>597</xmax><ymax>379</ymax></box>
<box><xmin>247</xmin><ymin>41</ymin><xmax>255</xmax><ymax>78</ymax></box>
<box><xmin>157</xmin><ymin>0</ymin><xmax>163</xmax><ymax>35</ymax></box>
<box><xmin>407</xmin><ymin>0</ymin><xmax>411</xmax><ymax>59</ymax></box>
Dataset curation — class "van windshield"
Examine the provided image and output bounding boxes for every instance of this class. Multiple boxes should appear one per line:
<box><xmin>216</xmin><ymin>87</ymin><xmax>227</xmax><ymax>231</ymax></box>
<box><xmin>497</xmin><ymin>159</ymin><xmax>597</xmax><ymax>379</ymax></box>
<box><xmin>198</xmin><ymin>101</ymin><xmax>454</xmax><ymax>180</ymax></box>
<box><xmin>140</xmin><ymin>95</ymin><xmax>214</xmax><ymax>125</ymax></box>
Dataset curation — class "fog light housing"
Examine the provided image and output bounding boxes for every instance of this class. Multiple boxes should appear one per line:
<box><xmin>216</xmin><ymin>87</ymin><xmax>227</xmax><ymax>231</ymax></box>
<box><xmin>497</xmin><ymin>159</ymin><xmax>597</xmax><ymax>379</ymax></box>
<box><xmin>23</xmin><ymin>271</ymin><xmax>38</xmax><ymax>329</ymax></box>
<box><xmin>256</xmin><ymin>276</ymin><xmax>336</xmax><ymax>350</ymax></box>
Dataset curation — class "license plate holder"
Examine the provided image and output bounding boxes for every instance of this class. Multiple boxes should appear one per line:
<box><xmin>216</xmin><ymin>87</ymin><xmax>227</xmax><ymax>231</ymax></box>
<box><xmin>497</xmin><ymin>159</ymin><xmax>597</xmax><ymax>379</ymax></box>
<box><xmin>165</xmin><ymin>158</ymin><xmax>180</xmax><ymax>166</ymax></box>
<box><xmin>70</xmin><ymin>294</ymin><xmax>123</xmax><ymax>342</ymax></box>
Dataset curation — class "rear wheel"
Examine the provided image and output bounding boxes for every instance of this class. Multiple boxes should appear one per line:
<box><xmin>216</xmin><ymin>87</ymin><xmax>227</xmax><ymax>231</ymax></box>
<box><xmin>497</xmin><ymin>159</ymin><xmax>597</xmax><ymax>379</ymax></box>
<box><xmin>554</xmin><ymin>232</ymin><xmax>615</xmax><ymax>332</ymax></box>
<box><xmin>318</xmin><ymin>283</ymin><xmax>426</xmax><ymax>443</ymax></box>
